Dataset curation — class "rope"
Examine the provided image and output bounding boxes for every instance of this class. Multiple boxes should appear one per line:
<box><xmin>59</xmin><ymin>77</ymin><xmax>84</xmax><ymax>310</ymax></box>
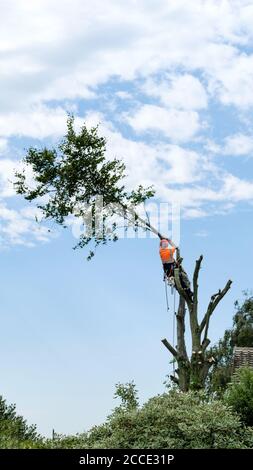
<box><xmin>164</xmin><ymin>276</ymin><xmax>177</xmax><ymax>378</ymax></box>
<box><xmin>164</xmin><ymin>277</ymin><xmax>169</xmax><ymax>312</ymax></box>
<box><xmin>172</xmin><ymin>288</ymin><xmax>176</xmax><ymax>377</ymax></box>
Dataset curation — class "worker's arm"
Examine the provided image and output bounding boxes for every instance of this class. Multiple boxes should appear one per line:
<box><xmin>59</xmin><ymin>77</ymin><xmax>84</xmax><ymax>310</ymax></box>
<box><xmin>158</xmin><ymin>235</ymin><xmax>178</xmax><ymax>249</ymax></box>
<box><xmin>168</xmin><ymin>238</ymin><xmax>177</xmax><ymax>248</ymax></box>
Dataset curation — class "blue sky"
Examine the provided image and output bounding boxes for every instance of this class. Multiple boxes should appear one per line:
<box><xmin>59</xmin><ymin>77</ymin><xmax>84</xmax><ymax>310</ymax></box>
<box><xmin>1</xmin><ymin>0</ymin><xmax>253</xmax><ymax>436</ymax></box>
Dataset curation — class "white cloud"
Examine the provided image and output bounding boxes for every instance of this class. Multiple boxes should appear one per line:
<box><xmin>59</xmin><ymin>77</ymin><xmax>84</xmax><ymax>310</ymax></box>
<box><xmin>125</xmin><ymin>104</ymin><xmax>200</xmax><ymax>142</ymax></box>
<box><xmin>158</xmin><ymin>146</ymin><xmax>202</xmax><ymax>184</ymax></box>
<box><xmin>85</xmin><ymin>113</ymin><xmax>253</xmax><ymax>215</ymax></box>
<box><xmin>0</xmin><ymin>138</ymin><xmax>8</xmax><ymax>152</ymax></box>
<box><xmin>84</xmin><ymin>112</ymin><xmax>204</xmax><ymax>188</ymax></box>
<box><xmin>205</xmin><ymin>133</ymin><xmax>253</xmax><ymax>157</ymax></box>
<box><xmin>204</xmin><ymin>139</ymin><xmax>222</xmax><ymax>155</ymax></box>
<box><xmin>223</xmin><ymin>133</ymin><xmax>253</xmax><ymax>156</ymax></box>
<box><xmin>0</xmin><ymin>158</ymin><xmax>18</xmax><ymax>197</ymax></box>
<box><xmin>148</xmin><ymin>171</ymin><xmax>253</xmax><ymax>218</ymax></box>
<box><xmin>115</xmin><ymin>91</ymin><xmax>132</xmax><ymax>100</ymax></box>
<box><xmin>1</xmin><ymin>109</ymin><xmax>253</xmax><ymax>247</ymax></box>
<box><xmin>195</xmin><ymin>229</ymin><xmax>208</xmax><ymax>237</ymax></box>
<box><xmin>0</xmin><ymin>0</ymin><xmax>253</xmax><ymax>113</ymax></box>
<box><xmin>143</xmin><ymin>74</ymin><xmax>208</xmax><ymax>110</ymax></box>
<box><xmin>0</xmin><ymin>203</ymin><xmax>53</xmax><ymax>246</ymax></box>
<box><xmin>0</xmin><ymin>0</ymin><xmax>253</xmax><ymax>247</ymax></box>
<box><xmin>212</xmin><ymin>53</ymin><xmax>253</xmax><ymax>108</ymax></box>
<box><xmin>184</xmin><ymin>208</ymin><xmax>208</xmax><ymax>219</ymax></box>
<box><xmin>222</xmin><ymin>174</ymin><xmax>253</xmax><ymax>201</ymax></box>
<box><xmin>0</xmin><ymin>160</ymin><xmax>55</xmax><ymax>246</ymax></box>
<box><xmin>0</xmin><ymin>105</ymin><xmax>84</xmax><ymax>140</ymax></box>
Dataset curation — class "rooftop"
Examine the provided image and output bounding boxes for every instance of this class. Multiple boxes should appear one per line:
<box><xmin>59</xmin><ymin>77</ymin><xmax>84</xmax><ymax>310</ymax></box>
<box><xmin>233</xmin><ymin>347</ymin><xmax>253</xmax><ymax>370</ymax></box>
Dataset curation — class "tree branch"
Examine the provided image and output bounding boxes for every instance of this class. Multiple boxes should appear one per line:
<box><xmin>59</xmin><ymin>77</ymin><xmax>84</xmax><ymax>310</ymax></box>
<box><xmin>189</xmin><ymin>255</ymin><xmax>203</xmax><ymax>336</ymax></box>
<box><xmin>176</xmin><ymin>296</ymin><xmax>189</xmax><ymax>361</ymax></box>
<box><xmin>193</xmin><ymin>255</ymin><xmax>203</xmax><ymax>305</ymax></box>
<box><xmin>170</xmin><ymin>375</ymin><xmax>179</xmax><ymax>386</ymax></box>
<box><xmin>127</xmin><ymin>206</ymin><xmax>165</xmax><ymax>239</ymax></box>
<box><xmin>176</xmin><ymin>248</ymin><xmax>183</xmax><ymax>266</ymax></box>
<box><xmin>202</xmin><ymin>338</ymin><xmax>211</xmax><ymax>351</ymax></box>
<box><xmin>143</xmin><ymin>201</ymin><xmax>151</xmax><ymax>227</ymax></box>
<box><xmin>174</xmin><ymin>268</ymin><xmax>192</xmax><ymax>312</ymax></box>
<box><xmin>200</xmin><ymin>279</ymin><xmax>232</xmax><ymax>345</ymax></box>
<box><xmin>161</xmin><ymin>338</ymin><xmax>178</xmax><ymax>359</ymax></box>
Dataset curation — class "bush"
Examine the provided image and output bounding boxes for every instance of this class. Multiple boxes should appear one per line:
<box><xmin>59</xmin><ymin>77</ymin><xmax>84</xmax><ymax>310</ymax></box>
<box><xmin>46</xmin><ymin>386</ymin><xmax>253</xmax><ymax>449</ymax></box>
<box><xmin>2</xmin><ymin>383</ymin><xmax>252</xmax><ymax>449</ymax></box>
<box><xmin>0</xmin><ymin>395</ymin><xmax>41</xmax><ymax>448</ymax></box>
<box><xmin>224</xmin><ymin>367</ymin><xmax>253</xmax><ymax>426</ymax></box>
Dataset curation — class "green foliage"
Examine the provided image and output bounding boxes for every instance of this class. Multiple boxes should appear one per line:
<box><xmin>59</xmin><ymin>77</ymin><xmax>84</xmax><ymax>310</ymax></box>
<box><xmin>232</xmin><ymin>294</ymin><xmax>253</xmax><ymax>347</ymax></box>
<box><xmin>207</xmin><ymin>293</ymin><xmax>253</xmax><ymax>395</ymax></box>
<box><xmin>224</xmin><ymin>367</ymin><xmax>253</xmax><ymax>426</ymax></box>
<box><xmin>44</xmin><ymin>386</ymin><xmax>253</xmax><ymax>449</ymax></box>
<box><xmin>207</xmin><ymin>330</ymin><xmax>234</xmax><ymax>396</ymax></box>
<box><xmin>15</xmin><ymin>116</ymin><xmax>154</xmax><ymax>259</ymax></box>
<box><xmin>1</xmin><ymin>385</ymin><xmax>252</xmax><ymax>449</ymax></box>
<box><xmin>0</xmin><ymin>395</ymin><xmax>41</xmax><ymax>448</ymax></box>
<box><xmin>114</xmin><ymin>381</ymin><xmax>139</xmax><ymax>411</ymax></box>
<box><xmin>44</xmin><ymin>432</ymin><xmax>89</xmax><ymax>449</ymax></box>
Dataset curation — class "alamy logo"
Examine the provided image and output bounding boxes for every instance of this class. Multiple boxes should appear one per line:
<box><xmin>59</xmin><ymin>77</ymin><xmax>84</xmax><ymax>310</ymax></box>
<box><xmin>71</xmin><ymin>197</ymin><xmax>181</xmax><ymax>245</ymax></box>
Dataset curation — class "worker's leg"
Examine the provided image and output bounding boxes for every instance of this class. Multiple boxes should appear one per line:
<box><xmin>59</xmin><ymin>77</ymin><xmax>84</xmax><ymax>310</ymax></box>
<box><xmin>169</xmin><ymin>262</ymin><xmax>176</xmax><ymax>277</ymax></box>
<box><xmin>164</xmin><ymin>263</ymin><xmax>174</xmax><ymax>278</ymax></box>
<box><xmin>163</xmin><ymin>263</ymin><xmax>168</xmax><ymax>277</ymax></box>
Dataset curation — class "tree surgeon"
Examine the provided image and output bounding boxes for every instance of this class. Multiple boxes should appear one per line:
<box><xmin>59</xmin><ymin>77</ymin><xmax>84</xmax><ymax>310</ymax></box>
<box><xmin>159</xmin><ymin>237</ymin><xmax>193</xmax><ymax>300</ymax></box>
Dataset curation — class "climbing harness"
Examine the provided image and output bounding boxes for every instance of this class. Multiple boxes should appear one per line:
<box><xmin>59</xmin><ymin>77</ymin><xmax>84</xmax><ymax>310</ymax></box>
<box><xmin>169</xmin><ymin>276</ymin><xmax>175</xmax><ymax>294</ymax></box>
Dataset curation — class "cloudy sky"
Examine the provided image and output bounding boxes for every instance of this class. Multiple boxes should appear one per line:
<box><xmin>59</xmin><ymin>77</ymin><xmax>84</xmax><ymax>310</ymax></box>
<box><xmin>1</xmin><ymin>0</ymin><xmax>253</xmax><ymax>436</ymax></box>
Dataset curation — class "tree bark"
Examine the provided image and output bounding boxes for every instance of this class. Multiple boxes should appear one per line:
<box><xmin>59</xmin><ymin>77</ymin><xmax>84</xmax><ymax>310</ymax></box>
<box><xmin>176</xmin><ymin>296</ymin><xmax>190</xmax><ymax>391</ymax></box>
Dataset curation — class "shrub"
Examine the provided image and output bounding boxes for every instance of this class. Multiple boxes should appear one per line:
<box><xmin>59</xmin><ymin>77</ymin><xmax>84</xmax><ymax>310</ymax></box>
<box><xmin>224</xmin><ymin>367</ymin><xmax>253</xmax><ymax>426</ymax></box>
<box><xmin>0</xmin><ymin>395</ymin><xmax>41</xmax><ymax>448</ymax></box>
<box><xmin>46</xmin><ymin>387</ymin><xmax>253</xmax><ymax>449</ymax></box>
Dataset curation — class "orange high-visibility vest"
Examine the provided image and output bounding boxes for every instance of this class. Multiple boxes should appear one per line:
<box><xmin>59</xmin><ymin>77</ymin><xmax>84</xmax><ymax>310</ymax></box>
<box><xmin>159</xmin><ymin>240</ymin><xmax>176</xmax><ymax>264</ymax></box>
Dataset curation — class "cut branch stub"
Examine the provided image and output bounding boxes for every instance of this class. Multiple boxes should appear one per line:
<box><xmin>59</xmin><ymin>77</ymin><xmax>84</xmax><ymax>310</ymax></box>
<box><xmin>161</xmin><ymin>338</ymin><xmax>178</xmax><ymax>359</ymax></box>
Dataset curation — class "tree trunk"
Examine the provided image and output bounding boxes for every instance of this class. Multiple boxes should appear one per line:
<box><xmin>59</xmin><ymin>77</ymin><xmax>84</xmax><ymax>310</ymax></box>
<box><xmin>162</xmin><ymin>254</ymin><xmax>232</xmax><ymax>391</ymax></box>
<box><xmin>133</xmin><ymin>211</ymin><xmax>229</xmax><ymax>391</ymax></box>
<box><xmin>176</xmin><ymin>296</ymin><xmax>190</xmax><ymax>391</ymax></box>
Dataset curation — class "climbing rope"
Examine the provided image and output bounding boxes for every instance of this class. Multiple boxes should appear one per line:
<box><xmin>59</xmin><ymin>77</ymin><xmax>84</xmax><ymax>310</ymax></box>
<box><xmin>164</xmin><ymin>275</ymin><xmax>177</xmax><ymax>378</ymax></box>
<box><xmin>164</xmin><ymin>277</ymin><xmax>170</xmax><ymax>312</ymax></box>
<box><xmin>172</xmin><ymin>288</ymin><xmax>176</xmax><ymax>377</ymax></box>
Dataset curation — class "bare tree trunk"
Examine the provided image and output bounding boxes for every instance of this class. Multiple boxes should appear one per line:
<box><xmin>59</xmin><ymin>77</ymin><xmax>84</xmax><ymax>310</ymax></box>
<box><xmin>162</xmin><ymin>253</ymin><xmax>232</xmax><ymax>391</ymax></box>
<box><xmin>176</xmin><ymin>296</ymin><xmax>190</xmax><ymax>391</ymax></box>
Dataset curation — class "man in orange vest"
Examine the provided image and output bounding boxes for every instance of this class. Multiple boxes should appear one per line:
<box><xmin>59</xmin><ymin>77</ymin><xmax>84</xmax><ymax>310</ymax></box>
<box><xmin>159</xmin><ymin>237</ymin><xmax>177</xmax><ymax>281</ymax></box>
<box><xmin>159</xmin><ymin>237</ymin><xmax>193</xmax><ymax>300</ymax></box>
